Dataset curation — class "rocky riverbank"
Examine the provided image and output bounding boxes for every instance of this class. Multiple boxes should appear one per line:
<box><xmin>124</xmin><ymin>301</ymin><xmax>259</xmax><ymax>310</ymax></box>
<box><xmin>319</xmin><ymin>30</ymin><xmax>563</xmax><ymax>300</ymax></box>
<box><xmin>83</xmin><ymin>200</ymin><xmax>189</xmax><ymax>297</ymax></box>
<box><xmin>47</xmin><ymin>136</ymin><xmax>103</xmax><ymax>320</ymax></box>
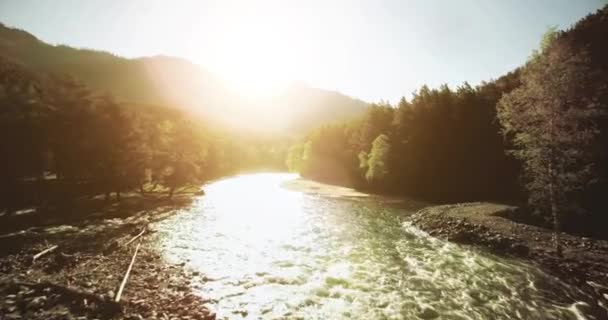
<box><xmin>0</xmin><ymin>196</ymin><xmax>214</xmax><ymax>320</ymax></box>
<box><xmin>408</xmin><ymin>203</ymin><xmax>608</xmax><ymax>301</ymax></box>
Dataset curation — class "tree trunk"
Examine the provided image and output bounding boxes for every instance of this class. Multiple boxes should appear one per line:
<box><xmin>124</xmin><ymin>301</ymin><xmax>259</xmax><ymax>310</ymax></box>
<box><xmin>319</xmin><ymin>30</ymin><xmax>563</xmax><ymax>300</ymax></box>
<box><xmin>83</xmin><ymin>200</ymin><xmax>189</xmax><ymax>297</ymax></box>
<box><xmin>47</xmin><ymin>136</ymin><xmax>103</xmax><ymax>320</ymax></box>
<box><xmin>104</xmin><ymin>192</ymin><xmax>110</xmax><ymax>202</ymax></box>
<box><xmin>115</xmin><ymin>191</ymin><xmax>121</xmax><ymax>201</ymax></box>
<box><xmin>139</xmin><ymin>184</ymin><xmax>145</xmax><ymax>194</ymax></box>
<box><xmin>548</xmin><ymin>164</ymin><xmax>562</xmax><ymax>257</ymax></box>
<box><xmin>547</xmin><ymin>113</ymin><xmax>563</xmax><ymax>258</ymax></box>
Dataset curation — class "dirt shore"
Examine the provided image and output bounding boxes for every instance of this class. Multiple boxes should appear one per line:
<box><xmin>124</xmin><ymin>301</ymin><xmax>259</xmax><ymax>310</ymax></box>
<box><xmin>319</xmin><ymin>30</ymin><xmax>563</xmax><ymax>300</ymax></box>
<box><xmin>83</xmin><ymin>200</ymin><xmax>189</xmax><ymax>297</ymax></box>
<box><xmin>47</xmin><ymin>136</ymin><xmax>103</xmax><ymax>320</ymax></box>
<box><xmin>281</xmin><ymin>178</ymin><xmax>369</xmax><ymax>197</ymax></box>
<box><xmin>0</xmin><ymin>196</ymin><xmax>214</xmax><ymax>320</ymax></box>
<box><xmin>408</xmin><ymin>202</ymin><xmax>608</xmax><ymax>299</ymax></box>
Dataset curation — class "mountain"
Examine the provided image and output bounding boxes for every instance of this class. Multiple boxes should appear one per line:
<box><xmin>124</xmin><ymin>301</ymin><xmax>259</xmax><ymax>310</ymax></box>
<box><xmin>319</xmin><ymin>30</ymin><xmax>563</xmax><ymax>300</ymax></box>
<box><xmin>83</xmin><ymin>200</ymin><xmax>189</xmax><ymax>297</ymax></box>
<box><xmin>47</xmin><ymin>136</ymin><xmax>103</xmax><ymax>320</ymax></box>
<box><xmin>0</xmin><ymin>23</ymin><xmax>369</xmax><ymax>132</ymax></box>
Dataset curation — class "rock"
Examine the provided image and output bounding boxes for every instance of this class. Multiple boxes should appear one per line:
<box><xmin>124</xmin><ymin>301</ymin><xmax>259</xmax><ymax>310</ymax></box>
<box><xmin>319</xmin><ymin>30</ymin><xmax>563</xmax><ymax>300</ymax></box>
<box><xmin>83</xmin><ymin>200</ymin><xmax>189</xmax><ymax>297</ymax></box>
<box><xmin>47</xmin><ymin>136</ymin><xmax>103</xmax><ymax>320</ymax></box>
<box><xmin>4</xmin><ymin>312</ymin><xmax>22</xmax><ymax>320</ymax></box>
<box><xmin>510</xmin><ymin>243</ymin><xmax>530</xmax><ymax>256</ymax></box>
<box><xmin>232</xmin><ymin>309</ymin><xmax>248</xmax><ymax>317</ymax></box>
<box><xmin>449</xmin><ymin>230</ymin><xmax>471</xmax><ymax>242</ymax></box>
<box><xmin>26</xmin><ymin>295</ymin><xmax>46</xmax><ymax>310</ymax></box>
<box><xmin>103</xmin><ymin>241</ymin><xmax>119</xmax><ymax>254</ymax></box>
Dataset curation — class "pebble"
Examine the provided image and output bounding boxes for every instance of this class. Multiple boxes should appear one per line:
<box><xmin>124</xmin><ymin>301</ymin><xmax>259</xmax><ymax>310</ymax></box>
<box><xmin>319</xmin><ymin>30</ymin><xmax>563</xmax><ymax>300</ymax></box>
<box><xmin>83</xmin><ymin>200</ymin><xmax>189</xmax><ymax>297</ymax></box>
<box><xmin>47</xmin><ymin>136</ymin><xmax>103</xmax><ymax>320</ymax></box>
<box><xmin>4</xmin><ymin>313</ymin><xmax>22</xmax><ymax>320</ymax></box>
<box><xmin>26</xmin><ymin>296</ymin><xmax>46</xmax><ymax>310</ymax></box>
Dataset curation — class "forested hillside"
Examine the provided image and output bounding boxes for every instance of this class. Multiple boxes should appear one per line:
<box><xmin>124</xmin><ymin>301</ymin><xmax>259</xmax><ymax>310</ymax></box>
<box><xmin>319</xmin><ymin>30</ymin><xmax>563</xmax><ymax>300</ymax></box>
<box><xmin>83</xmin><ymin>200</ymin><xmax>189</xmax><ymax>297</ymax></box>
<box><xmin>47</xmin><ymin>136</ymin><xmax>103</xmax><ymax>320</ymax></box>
<box><xmin>288</xmin><ymin>5</ymin><xmax>608</xmax><ymax>239</ymax></box>
<box><xmin>0</xmin><ymin>21</ymin><xmax>372</xmax><ymax>213</ymax></box>
<box><xmin>287</xmin><ymin>73</ymin><xmax>522</xmax><ymax>201</ymax></box>
<box><xmin>0</xmin><ymin>23</ymin><xmax>368</xmax><ymax>133</ymax></box>
<box><xmin>0</xmin><ymin>56</ymin><xmax>287</xmax><ymax>213</ymax></box>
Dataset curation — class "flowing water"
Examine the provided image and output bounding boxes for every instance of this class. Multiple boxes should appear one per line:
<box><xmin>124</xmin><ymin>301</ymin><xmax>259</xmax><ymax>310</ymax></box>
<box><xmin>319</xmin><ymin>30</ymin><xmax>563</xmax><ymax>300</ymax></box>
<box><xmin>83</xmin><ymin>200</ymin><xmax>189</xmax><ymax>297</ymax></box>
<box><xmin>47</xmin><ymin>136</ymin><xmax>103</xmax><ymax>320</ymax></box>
<box><xmin>153</xmin><ymin>173</ymin><xmax>598</xmax><ymax>319</ymax></box>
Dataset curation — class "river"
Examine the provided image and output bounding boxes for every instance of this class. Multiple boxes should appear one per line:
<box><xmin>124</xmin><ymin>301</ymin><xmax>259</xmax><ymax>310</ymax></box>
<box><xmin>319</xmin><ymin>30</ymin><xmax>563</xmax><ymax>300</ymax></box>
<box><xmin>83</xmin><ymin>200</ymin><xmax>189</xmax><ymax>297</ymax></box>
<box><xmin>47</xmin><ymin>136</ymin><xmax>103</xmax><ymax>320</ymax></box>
<box><xmin>153</xmin><ymin>173</ymin><xmax>594</xmax><ymax>319</ymax></box>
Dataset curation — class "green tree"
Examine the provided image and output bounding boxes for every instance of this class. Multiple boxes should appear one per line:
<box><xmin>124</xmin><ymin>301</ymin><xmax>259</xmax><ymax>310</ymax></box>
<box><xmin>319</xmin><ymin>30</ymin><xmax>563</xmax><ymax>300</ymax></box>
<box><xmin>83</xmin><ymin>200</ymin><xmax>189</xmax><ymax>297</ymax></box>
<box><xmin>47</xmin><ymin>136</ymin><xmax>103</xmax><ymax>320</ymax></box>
<box><xmin>365</xmin><ymin>134</ymin><xmax>390</xmax><ymax>185</ymax></box>
<box><xmin>286</xmin><ymin>143</ymin><xmax>305</xmax><ymax>173</ymax></box>
<box><xmin>0</xmin><ymin>59</ymin><xmax>49</xmax><ymax>212</ymax></box>
<box><xmin>497</xmin><ymin>34</ymin><xmax>604</xmax><ymax>256</ymax></box>
<box><xmin>93</xmin><ymin>95</ymin><xmax>143</xmax><ymax>199</ymax></box>
<box><xmin>161</xmin><ymin>121</ymin><xmax>206</xmax><ymax>198</ymax></box>
<box><xmin>358</xmin><ymin>103</ymin><xmax>394</xmax><ymax>150</ymax></box>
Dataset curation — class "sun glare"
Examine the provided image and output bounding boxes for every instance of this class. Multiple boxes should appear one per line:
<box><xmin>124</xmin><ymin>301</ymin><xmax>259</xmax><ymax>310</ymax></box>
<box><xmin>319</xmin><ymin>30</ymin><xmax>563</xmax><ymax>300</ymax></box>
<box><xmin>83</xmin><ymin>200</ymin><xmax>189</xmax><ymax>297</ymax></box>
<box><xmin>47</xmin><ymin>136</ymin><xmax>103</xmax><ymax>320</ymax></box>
<box><xmin>189</xmin><ymin>2</ymin><xmax>309</xmax><ymax>98</ymax></box>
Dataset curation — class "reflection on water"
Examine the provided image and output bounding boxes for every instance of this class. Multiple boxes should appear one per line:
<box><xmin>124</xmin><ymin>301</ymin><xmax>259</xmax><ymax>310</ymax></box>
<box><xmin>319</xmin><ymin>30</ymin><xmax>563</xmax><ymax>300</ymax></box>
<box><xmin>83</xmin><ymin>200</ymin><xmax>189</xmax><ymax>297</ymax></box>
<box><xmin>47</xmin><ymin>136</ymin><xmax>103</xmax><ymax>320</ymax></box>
<box><xmin>153</xmin><ymin>173</ymin><xmax>597</xmax><ymax>319</ymax></box>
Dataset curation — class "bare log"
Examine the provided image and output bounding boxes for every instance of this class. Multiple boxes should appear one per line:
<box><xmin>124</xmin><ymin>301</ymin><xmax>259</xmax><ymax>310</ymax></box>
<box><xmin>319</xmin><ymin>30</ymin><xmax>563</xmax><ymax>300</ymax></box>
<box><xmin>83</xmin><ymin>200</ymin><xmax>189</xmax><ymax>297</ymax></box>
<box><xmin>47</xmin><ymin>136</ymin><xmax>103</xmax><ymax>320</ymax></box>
<box><xmin>32</xmin><ymin>245</ymin><xmax>58</xmax><ymax>261</ymax></box>
<box><xmin>115</xmin><ymin>241</ymin><xmax>141</xmax><ymax>302</ymax></box>
<box><xmin>124</xmin><ymin>227</ymin><xmax>146</xmax><ymax>247</ymax></box>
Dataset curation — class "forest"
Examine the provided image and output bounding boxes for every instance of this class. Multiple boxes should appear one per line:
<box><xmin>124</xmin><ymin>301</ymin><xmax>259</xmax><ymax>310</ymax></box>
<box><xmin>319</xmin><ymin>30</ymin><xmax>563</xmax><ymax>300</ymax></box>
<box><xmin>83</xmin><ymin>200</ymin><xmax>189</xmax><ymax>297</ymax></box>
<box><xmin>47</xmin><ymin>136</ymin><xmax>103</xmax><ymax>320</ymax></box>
<box><xmin>1</xmin><ymin>4</ymin><xmax>607</xmax><ymax>251</ymax></box>
<box><xmin>0</xmin><ymin>57</ymin><xmax>288</xmax><ymax>214</ymax></box>
<box><xmin>2</xmin><ymin>2</ymin><xmax>608</xmax><ymax>319</ymax></box>
<box><xmin>287</xmin><ymin>5</ymin><xmax>608</xmax><ymax>242</ymax></box>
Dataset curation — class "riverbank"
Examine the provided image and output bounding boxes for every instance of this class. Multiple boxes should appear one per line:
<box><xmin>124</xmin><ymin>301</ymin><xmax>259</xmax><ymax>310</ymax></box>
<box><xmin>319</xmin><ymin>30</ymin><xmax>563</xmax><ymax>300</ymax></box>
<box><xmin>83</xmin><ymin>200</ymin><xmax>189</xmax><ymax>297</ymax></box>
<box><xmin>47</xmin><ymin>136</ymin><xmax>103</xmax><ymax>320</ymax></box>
<box><xmin>408</xmin><ymin>202</ymin><xmax>608</xmax><ymax>296</ymax></box>
<box><xmin>0</xmin><ymin>194</ymin><xmax>215</xmax><ymax>320</ymax></box>
<box><xmin>281</xmin><ymin>177</ymin><xmax>369</xmax><ymax>197</ymax></box>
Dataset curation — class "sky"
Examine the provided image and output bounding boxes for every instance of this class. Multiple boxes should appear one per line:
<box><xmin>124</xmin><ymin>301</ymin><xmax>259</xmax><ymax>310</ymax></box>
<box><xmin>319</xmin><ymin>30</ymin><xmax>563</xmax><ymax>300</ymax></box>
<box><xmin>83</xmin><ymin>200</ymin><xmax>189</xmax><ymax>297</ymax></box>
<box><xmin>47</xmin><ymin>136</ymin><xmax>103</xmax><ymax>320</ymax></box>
<box><xmin>0</xmin><ymin>0</ymin><xmax>605</xmax><ymax>102</ymax></box>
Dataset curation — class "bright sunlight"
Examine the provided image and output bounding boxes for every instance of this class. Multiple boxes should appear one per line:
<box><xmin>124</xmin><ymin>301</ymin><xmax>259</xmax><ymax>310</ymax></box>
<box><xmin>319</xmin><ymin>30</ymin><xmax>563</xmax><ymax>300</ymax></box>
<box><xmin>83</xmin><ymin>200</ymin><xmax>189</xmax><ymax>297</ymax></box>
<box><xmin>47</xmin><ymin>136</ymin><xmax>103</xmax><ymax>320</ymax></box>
<box><xmin>190</xmin><ymin>2</ymin><xmax>304</xmax><ymax>97</ymax></box>
<box><xmin>207</xmin><ymin>20</ymin><xmax>292</xmax><ymax>96</ymax></box>
<box><xmin>2</xmin><ymin>1</ymin><xmax>608</xmax><ymax>319</ymax></box>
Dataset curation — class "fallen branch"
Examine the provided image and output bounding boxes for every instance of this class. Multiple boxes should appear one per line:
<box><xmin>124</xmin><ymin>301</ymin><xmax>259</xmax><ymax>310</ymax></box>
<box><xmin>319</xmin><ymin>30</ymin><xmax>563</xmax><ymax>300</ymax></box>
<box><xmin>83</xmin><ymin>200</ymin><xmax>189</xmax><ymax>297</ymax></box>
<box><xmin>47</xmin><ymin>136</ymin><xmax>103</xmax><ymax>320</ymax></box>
<box><xmin>60</xmin><ymin>252</ymin><xmax>75</xmax><ymax>258</ymax></box>
<box><xmin>32</xmin><ymin>245</ymin><xmax>58</xmax><ymax>262</ymax></box>
<box><xmin>115</xmin><ymin>241</ymin><xmax>141</xmax><ymax>302</ymax></box>
<box><xmin>124</xmin><ymin>227</ymin><xmax>146</xmax><ymax>247</ymax></box>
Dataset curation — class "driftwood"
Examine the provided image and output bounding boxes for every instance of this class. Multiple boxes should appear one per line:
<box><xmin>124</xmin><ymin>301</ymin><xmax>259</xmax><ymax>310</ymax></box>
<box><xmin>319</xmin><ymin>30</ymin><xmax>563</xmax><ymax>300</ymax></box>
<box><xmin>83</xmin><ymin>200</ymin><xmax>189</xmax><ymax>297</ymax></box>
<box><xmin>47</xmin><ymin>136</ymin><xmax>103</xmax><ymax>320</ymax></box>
<box><xmin>32</xmin><ymin>245</ymin><xmax>58</xmax><ymax>261</ymax></box>
<box><xmin>115</xmin><ymin>241</ymin><xmax>141</xmax><ymax>302</ymax></box>
<box><xmin>9</xmin><ymin>280</ymin><xmax>121</xmax><ymax>313</ymax></box>
<box><xmin>60</xmin><ymin>252</ymin><xmax>75</xmax><ymax>258</ymax></box>
<box><xmin>124</xmin><ymin>227</ymin><xmax>146</xmax><ymax>247</ymax></box>
<box><xmin>103</xmin><ymin>225</ymin><xmax>145</xmax><ymax>255</ymax></box>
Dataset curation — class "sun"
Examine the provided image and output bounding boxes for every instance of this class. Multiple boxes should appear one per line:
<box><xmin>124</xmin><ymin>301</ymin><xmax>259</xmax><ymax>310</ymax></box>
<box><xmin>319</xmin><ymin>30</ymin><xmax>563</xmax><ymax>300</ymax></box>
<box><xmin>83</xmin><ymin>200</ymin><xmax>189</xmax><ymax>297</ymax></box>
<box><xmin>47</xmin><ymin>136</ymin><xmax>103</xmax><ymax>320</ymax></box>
<box><xmin>217</xmin><ymin>46</ymin><xmax>289</xmax><ymax>98</ymax></box>
<box><xmin>202</xmin><ymin>9</ymin><xmax>295</xmax><ymax>97</ymax></box>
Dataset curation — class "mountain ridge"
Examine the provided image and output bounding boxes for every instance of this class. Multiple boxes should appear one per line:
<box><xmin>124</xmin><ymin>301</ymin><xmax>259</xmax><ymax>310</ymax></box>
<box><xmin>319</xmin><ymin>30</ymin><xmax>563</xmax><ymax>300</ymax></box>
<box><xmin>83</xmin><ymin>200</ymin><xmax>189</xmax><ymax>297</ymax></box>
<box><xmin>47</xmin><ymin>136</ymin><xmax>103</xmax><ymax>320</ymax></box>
<box><xmin>0</xmin><ymin>22</ymin><xmax>369</xmax><ymax>132</ymax></box>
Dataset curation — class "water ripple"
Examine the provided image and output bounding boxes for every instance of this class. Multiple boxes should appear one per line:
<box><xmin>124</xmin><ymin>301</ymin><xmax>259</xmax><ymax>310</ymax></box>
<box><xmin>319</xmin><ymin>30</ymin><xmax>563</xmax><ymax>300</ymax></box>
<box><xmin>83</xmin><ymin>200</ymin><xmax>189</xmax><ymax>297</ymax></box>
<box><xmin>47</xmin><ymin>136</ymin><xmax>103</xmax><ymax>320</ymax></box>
<box><xmin>153</xmin><ymin>173</ymin><xmax>598</xmax><ymax>319</ymax></box>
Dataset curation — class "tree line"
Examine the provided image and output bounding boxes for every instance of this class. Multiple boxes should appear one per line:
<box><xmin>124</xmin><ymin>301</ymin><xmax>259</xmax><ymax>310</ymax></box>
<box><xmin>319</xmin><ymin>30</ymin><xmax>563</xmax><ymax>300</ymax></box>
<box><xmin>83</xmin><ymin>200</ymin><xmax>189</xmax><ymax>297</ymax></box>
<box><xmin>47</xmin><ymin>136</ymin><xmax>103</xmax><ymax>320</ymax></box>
<box><xmin>287</xmin><ymin>76</ymin><xmax>522</xmax><ymax>202</ymax></box>
<box><xmin>288</xmin><ymin>5</ymin><xmax>608</xmax><ymax>250</ymax></box>
<box><xmin>0</xmin><ymin>57</ymin><xmax>287</xmax><ymax>213</ymax></box>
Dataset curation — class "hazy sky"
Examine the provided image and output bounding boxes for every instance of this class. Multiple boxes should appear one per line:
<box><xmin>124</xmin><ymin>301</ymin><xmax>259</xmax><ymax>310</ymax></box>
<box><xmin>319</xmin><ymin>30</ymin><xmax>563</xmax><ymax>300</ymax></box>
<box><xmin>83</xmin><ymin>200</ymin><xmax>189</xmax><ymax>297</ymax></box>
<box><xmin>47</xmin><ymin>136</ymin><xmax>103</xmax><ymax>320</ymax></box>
<box><xmin>0</xmin><ymin>0</ymin><xmax>605</xmax><ymax>102</ymax></box>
